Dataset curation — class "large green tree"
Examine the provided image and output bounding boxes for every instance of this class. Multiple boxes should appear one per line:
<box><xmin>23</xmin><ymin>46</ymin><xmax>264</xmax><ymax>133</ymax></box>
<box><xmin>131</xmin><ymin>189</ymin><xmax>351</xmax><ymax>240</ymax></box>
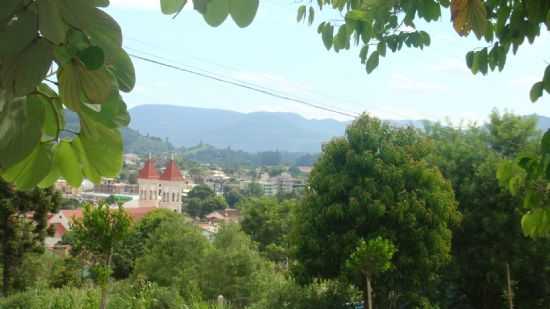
<box><xmin>184</xmin><ymin>184</ymin><xmax>228</xmax><ymax>218</ymax></box>
<box><xmin>0</xmin><ymin>180</ymin><xmax>60</xmax><ymax>296</ymax></box>
<box><xmin>292</xmin><ymin>115</ymin><xmax>460</xmax><ymax>308</ymax></box>
<box><xmin>426</xmin><ymin>112</ymin><xmax>550</xmax><ymax>308</ymax></box>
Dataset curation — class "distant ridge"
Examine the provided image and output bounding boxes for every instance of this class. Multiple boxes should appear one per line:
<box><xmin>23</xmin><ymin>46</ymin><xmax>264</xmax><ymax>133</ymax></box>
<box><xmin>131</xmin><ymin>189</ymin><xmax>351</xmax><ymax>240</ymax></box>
<box><xmin>127</xmin><ymin>105</ymin><xmax>550</xmax><ymax>153</ymax></box>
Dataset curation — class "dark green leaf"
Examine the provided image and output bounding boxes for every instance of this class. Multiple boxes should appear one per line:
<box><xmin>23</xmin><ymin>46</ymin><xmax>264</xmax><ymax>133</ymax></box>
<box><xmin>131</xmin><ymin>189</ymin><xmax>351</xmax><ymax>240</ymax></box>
<box><xmin>541</xmin><ymin>130</ymin><xmax>550</xmax><ymax>156</ymax></box>
<box><xmin>161</xmin><ymin>0</ymin><xmax>187</xmax><ymax>14</ymax></box>
<box><xmin>0</xmin><ymin>10</ymin><xmax>37</xmax><ymax>56</ymax></box>
<box><xmin>81</xmin><ymin>93</ymin><xmax>130</xmax><ymax>128</ymax></box>
<box><xmin>204</xmin><ymin>0</ymin><xmax>230</xmax><ymax>27</ymax></box>
<box><xmin>543</xmin><ymin>65</ymin><xmax>550</xmax><ymax>93</ymax></box>
<box><xmin>78</xmin><ymin>46</ymin><xmax>105</xmax><ymax>70</ymax></box>
<box><xmin>308</xmin><ymin>7</ymin><xmax>315</xmax><ymax>25</ymax></box>
<box><xmin>0</xmin><ymin>95</ymin><xmax>44</xmax><ymax>169</ymax></box>
<box><xmin>366</xmin><ymin>51</ymin><xmax>379</xmax><ymax>74</ymax></box>
<box><xmin>58</xmin><ymin>63</ymin><xmax>83</xmax><ymax>111</ymax></box>
<box><xmin>229</xmin><ymin>0</ymin><xmax>258</xmax><ymax>28</ymax></box>
<box><xmin>321</xmin><ymin>24</ymin><xmax>334</xmax><ymax>50</ymax></box>
<box><xmin>377</xmin><ymin>41</ymin><xmax>386</xmax><ymax>57</ymax></box>
<box><xmin>359</xmin><ymin>45</ymin><xmax>369</xmax><ymax>64</ymax></box>
<box><xmin>2</xmin><ymin>38</ymin><xmax>54</xmax><ymax>97</ymax></box>
<box><xmin>530</xmin><ymin>81</ymin><xmax>543</xmax><ymax>102</ymax></box>
<box><xmin>0</xmin><ymin>0</ymin><xmax>22</xmax><ymax>23</ymax></box>
<box><xmin>85</xmin><ymin>9</ymin><xmax>123</xmax><ymax>63</ymax></box>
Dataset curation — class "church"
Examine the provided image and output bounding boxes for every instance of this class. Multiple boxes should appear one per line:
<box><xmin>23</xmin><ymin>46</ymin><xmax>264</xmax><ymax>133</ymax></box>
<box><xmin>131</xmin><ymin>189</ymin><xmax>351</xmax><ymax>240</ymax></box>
<box><xmin>136</xmin><ymin>155</ymin><xmax>188</xmax><ymax>212</ymax></box>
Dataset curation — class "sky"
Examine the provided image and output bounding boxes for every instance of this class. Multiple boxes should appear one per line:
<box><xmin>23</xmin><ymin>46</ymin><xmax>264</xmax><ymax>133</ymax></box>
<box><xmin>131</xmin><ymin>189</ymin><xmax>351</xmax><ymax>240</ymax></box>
<box><xmin>106</xmin><ymin>0</ymin><xmax>550</xmax><ymax>123</ymax></box>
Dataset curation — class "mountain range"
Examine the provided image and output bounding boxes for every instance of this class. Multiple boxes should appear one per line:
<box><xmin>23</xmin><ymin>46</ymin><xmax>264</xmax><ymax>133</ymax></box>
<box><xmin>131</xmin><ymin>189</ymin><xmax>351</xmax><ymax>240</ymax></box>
<box><xmin>128</xmin><ymin>105</ymin><xmax>429</xmax><ymax>153</ymax></box>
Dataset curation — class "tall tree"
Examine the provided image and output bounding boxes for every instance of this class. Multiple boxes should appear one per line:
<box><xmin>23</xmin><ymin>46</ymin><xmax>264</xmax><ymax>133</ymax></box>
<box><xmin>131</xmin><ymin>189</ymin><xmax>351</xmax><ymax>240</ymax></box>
<box><xmin>0</xmin><ymin>180</ymin><xmax>59</xmax><ymax>296</ymax></box>
<box><xmin>292</xmin><ymin>115</ymin><xmax>460</xmax><ymax>308</ymax></box>
<box><xmin>426</xmin><ymin>113</ymin><xmax>550</xmax><ymax>308</ymax></box>
<box><xmin>70</xmin><ymin>204</ymin><xmax>131</xmax><ymax>309</ymax></box>
<box><xmin>184</xmin><ymin>185</ymin><xmax>227</xmax><ymax>218</ymax></box>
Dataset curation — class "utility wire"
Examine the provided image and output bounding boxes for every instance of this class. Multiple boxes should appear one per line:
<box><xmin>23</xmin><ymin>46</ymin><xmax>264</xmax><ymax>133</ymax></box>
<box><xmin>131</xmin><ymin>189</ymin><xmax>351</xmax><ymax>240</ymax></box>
<box><xmin>129</xmin><ymin>53</ymin><xmax>360</xmax><ymax>118</ymax></box>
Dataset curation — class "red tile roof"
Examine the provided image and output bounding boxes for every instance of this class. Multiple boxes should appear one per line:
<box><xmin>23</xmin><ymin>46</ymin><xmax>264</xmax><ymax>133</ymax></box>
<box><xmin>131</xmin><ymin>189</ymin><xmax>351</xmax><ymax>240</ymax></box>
<box><xmin>160</xmin><ymin>160</ymin><xmax>184</xmax><ymax>181</ymax></box>
<box><xmin>138</xmin><ymin>159</ymin><xmax>160</xmax><ymax>180</ymax></box>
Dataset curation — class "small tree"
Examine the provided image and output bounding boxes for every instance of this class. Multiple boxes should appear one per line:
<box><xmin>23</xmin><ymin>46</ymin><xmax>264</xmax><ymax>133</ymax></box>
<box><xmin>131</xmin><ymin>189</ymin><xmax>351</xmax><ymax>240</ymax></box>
<box><xmin>346</xmin><ymin>237</ymin><xmax>396</xmax><ymax>309</ymax></box>
<box><xmin>70</xmin><ymin>204</ymin><xmax>130</xmax><ymax>309</ymax></box>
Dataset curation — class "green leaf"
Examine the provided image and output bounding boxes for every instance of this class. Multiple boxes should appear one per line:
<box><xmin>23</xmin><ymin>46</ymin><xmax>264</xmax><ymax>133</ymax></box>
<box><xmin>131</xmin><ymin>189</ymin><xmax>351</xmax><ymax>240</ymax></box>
<box><xmin>85</xmin><ymin>9</ymin><xmax>123</xmax><ymax>63</ymax></box>
<box><xmin>204</xmin><ymin>0</ymin><xmax>230</xmax><ymax>27</ymax></box>
<box><xmin>0</xmin><ymin>10</ymin><xmax>37</xmax><ymax>55</ymax></box>
<box><xmin>308</xmin><ymin>7</ymin><xmax>315</xmax><ymax>25</ymax></box>
<box><xmin>78</xmin><ymin>46</ymin><xmax>105</xmax><ymax>70</ymax></box>
<box><xmin>110</xmin><ymin>48</ymin><xmax>135</xmax><ymax>92</ymax></box>
<box><xmin>1</xmin><ymin>38</ymin><xmax>54</xmax><ymax>97</ymax></box>
<box><xmin>42</xmin><ymin>98</ymin><xmax>62</xmax><ymax>141</ymax></box>
<box><xmin>193</xmin><ymin>0</ymin><xmax>208</xmax><ymax>14</ymax></box>
<box><xmin>541</xmin><ymin>130</ymin><xmax>550</xmax><ymax>156</ymax></box>
<box><xmin>78</xmin><ymin>117</ymin><xmax>123</xmax><ymax>179</ymax></box>
<box><xmin>530</xmin><ymin>81</ymin><xmax>544</xmax><ymax>102</ymax></box>
<box><xmin>2</xmin><ymin>143</ymin><xmax>53</xmax><ymax>190</ymax></box>
<box><xmin>0</xmin><ymin>0</ymin><xmax>22</xmax><ymax>23</ymax></box>
<box><xmin>37</xmin><ymin>165</ymin><xmax>61</xmax><ymax>188</ymax></box>
<box><xmin>359</xmin><ymin>45</ymin><xmax>369</xmax><ymax>64</ymax></box>
<box><xmin>465</xmin><ymin>51</ymin><xmax>474</xmax><ymax>68</ymax></box>
<box><xmin>321</xmin><ymin>24</ymin><xmax>334</xmax><ymax>50</ymax></box>
<box><xmin>229</xmin><ymin>0</ymin><xmax>258</xmax><ymax>28</ymax></box>
<box><xmin>543</xmin><ymin>65</ymin><xmax>550</xmax><ymax>93</ymax></box>
<box><xmin>80</xmin><ymin>65</ymin><xmax>114</xmax><ymax>104</ymax></box>
<box><xmin>38</xmin><ymin>0</ymin><xmax>67</xmax><ymax>44</ymax></box>
<box><xmin>93</xmin><ymin>0</ymin><xmax>110</xmax><ymax>7</ymax></box>
<box><xmin>58</xmin><ymin>63</ymin><xmax>83</xmax><ymax>111</ymax></box>
<box><xmin>81</xmin><ymin>93</ymin><xmax>130</xmax><ymax>128</ymax></box>
<box><xmin>366</xmin><ymin>51</ymin><xmax>379</xmax><ymax>74</ymax></box>
<box><xmin>161</xmin><ymin>0</ymin><xmax>187</xmax><ymax>14</ymax></box>
<box><xmin>297</xmin><ymin>5</ymin><xmax>307</xmax><ymax>22</ymax></box>
<box><xmin>521</xmin><ymin>209</ymin><xmax>550</xmax><ymax>238</ymax></box>
<box><xmin>479</xmin><ymin>48</ymin><xmax>488</xmax><ymax>75</ymax></box>
<box><xmin>377</xmin><ymin>42</ymin><xmax>386</xmax><ymax>57</ymax></box>
<box><xmin>59</xmin><ymin>0</ymin><xmax>96</xmax><ymax>30</ymax></box>
<box><xmin>345</xmin><ymin>10</ymin><xmax>369</xmax><ymax>22</ymax></box>
<box><xmin>0</xmin><ymin>95</ymin><xmax>45</xmax><ymax>169</ymax></box>
<box><xmin>55</xmin><ymin>140</ymin><xmax>84</xmax><ymax>187</ymax></box>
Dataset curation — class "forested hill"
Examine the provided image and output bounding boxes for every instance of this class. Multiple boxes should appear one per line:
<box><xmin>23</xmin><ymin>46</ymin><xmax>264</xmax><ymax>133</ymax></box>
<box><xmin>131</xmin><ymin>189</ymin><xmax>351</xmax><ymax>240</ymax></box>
<box><xmin>129</xmin><ymin>105</ymin><xmax>347</xmax><ymax>153</ymax></box>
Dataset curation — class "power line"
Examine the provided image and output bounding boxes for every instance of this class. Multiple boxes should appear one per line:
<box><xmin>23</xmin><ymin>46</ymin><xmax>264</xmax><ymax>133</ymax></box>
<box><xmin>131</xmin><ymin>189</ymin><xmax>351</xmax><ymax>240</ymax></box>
<box><xmin>129</xmin><ymin>53</ymin><xmax>360</xmax><ymax>118</ymax></box>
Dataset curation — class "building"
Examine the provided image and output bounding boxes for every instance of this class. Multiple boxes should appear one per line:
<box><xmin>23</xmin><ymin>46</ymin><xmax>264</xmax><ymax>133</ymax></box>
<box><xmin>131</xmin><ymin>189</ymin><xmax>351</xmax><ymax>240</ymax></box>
<box><xmin>204</xmin><ymin>170</ymin><xmax>230</xmax><ymax>196</ymax></box>
<box><xmin>136</xmin><ymin>155</ymin><xmax>189</xmax><ymax>212</ymax></box>
<box><xmin>94</xmin><ymin>178</ymin><xmax>138</xmax><ymax>195</ymax></box>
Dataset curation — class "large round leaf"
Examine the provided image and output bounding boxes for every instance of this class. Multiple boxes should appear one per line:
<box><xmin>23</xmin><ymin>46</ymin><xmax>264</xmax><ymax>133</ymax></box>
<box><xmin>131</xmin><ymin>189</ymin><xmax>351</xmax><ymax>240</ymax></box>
<box><xmin>229</xmin><ymin>0</ymin><xmax>258</xmax><ymax>28</ymax></box>
<box><xmin>0</xmin><ymin>95</ymin><xmax>45</xmax><ymax>169</ymax></box>
<box><xmin>0</xmin><ymin>0</ymin><xmax>23</xmax><ymax>23</ymax></box>
<box><xmin>204</xmin><ymin>0</ymin><xmax>230</xmax><ymax>27</ymax></box>
<box><xmin>38</xmin><ymin>0</ymin><xmax>67</xmax><ymax>44</ymax></box>
<box><xmin>0</xmin><ymin>10</ymin><xmax>36</xmax><ymax>55</ymax></box>
<box><xmin>86</xmin><ymin>9</ymin><xmax>123</xmax><ymax>63</ymax></box>
<box><xmin>78</xmin><ymin>46</ymin><xmax>105</xmax><ymax>70</ymax></box>
<box><xmin>1</xmin><ymin>143</ymin><xmax>53</xmax><ymax>190</ymax></box>
<box><xmin>55</xmin><ymin>140</ymin><xmax>84</xmax><ymax>186</ymax></box>
<box><xmin>79</xmin><ymin>65</ymin><xmax>114</xmax><ymax>104</ymax></box>
<box><xmin>58</xmin><ymin>63</ymin><xmax>83</xmax><ymax>111</ymax></box>
<box><xmin>13</xmin><ymin>39</ymin><xmax>54</xmax><ymax>96</ymax></box>
<box><xmin>81</xmin><ymin>93</ymin><xmax>130</xmax><ymax>128</ymax></box>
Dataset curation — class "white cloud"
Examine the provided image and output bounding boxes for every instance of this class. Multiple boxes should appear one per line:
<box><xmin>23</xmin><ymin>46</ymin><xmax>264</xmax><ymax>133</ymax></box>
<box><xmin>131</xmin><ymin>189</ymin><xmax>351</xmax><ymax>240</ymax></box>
<box><xmin>430</xmin><ymin>58</ymin><xmax>471</xmax><ymax>76</ymax></box>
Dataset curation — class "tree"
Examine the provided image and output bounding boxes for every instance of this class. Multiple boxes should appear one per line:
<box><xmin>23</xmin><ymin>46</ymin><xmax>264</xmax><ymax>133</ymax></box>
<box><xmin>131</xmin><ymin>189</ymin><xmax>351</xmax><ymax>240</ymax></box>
<box><xmin>243</xmin><ymin>182</ymin><xmax>264</xmax><ymax>197</ymax></box>
<box><xmin>345</xmin><ymin>237</ymin><xmax>396</xmax><ymax>309</ymax></box>
<box><xmin>184</xmin><ymin>185</ymin><xmax>228</xmax><ymax>218</ymax></box>
<box><xmin>0</xmin><ymin>180</ymin><xmax>60</xmax><ymax>296</ymax></box>
<box><xmin>112</xmin><ymin>208</ymin><xmax>181</xmax><ymax>279</ymax></box>
<box><xmin>299</xmin><ymin>0</ymin><xmax>550</xmax><ymax>102</ymax></box>
<box><xmin>426</xmin><ymin>115</ymin><xmax>550</xmax><ymax>308</ymax></box>
<box><xmin>292</xmin><ymin>115</ymin><xmax>460</xmax><ymax>307</ymax></box>
<box><xmin>133</xmin><ymin>217</ymin><xmax>211</xmax><ymax>300</ymax></box>
<box><xmin>239</xmin><ymin>197</ymin><xmax>294</xmax><ymax>263</ymax></box>
<box><xmin>0</xmin><ymin>0</ymin><xmax>259</xmax><ymax>189</ymax></box>
<box><xmin>223</xmin><ymin>187</ymin><xmax>244</xmax><ymax>208</ymax></box>
<box><xmin>70</xmin><ymin>203</ymin><xmax>131</xmax><ymax>309</ymax></box>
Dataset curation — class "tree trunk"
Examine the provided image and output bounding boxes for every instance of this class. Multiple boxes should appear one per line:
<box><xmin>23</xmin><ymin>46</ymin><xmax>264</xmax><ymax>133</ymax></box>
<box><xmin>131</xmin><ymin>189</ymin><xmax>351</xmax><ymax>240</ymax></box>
<box><xmin>506</xmin><ymin>262</ymin><xmax>514</xmax><ymax>309</ymax></box>
<box><xmin>366</xmin><ymin>272</ymin><xmax>373</xmax><ymax>309</ymax></box>
<box><xmin>99</xmin><ymin>253</ymin><xmax>113</xmax><ymax>309</ymax></box>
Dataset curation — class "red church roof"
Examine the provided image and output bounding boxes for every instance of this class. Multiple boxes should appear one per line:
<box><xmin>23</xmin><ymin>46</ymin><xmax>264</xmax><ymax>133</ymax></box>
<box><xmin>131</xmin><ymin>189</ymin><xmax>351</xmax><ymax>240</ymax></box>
<box><xmin>160</xmin><ymin>160</ymin><xmax>184</xmax><ymax>181</ymax></box>
<box><xmin>138</xmin><ymin>159</ymin><xmax>160</xmax><ymax>180</ymax></box>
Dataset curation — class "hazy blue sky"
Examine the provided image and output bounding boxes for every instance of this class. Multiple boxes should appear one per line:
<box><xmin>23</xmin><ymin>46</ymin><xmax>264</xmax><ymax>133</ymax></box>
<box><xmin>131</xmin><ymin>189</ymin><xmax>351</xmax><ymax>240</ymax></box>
<box><xmin>107</xmin><ymin>0</ymin><xmax>550</xmax><ymax>123</ymax></box>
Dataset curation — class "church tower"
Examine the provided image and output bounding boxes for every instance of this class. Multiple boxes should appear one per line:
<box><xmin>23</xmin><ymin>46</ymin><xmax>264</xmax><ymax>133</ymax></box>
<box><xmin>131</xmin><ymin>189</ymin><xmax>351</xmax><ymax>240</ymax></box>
<box><xmin>137</xmin><ymin>154</ymin><xmax>185</xmax><ymax>212</ymax></box>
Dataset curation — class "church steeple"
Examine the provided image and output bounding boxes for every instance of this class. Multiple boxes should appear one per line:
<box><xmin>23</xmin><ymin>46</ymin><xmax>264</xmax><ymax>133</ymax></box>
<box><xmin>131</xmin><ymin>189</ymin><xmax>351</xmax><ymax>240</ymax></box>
<box><xmin>138</xmin><ymin>155</ymin><xmax>160</xmax><ymax>180</ymax></box>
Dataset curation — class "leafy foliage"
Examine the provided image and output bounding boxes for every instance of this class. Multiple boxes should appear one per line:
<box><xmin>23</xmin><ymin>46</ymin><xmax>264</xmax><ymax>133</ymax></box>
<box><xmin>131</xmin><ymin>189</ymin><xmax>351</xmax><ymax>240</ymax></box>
<box><xmin>185</xmin><ymin>185</ymin><xmax>228</xmax><ymax>218</ymax></box>
<box><xmin>0</xmin><ymin>0</ymin><xmax>259</xmax><ymax>189</ymax></box>
<box><xmin>300</xmin><ymin>0</ymin><xmax>550</xmax><ymax>102</ymax></box>
<box><xmin>0</xmin><ymin>180</ymin><xmax>60</xmax><ymax>296</ymax></box>
<box><xmin>292</xmin><ymin>114</ymin><xmax>460</xmax><ymax>307</ymax></box>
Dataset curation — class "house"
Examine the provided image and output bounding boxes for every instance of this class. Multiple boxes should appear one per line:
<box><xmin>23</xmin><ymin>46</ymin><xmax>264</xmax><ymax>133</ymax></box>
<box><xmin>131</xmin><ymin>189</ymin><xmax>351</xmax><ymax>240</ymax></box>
<box><xmin>45</xmin><ymin>207</ymin><xmax>157</xmax><ymax>248</ymax></box>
